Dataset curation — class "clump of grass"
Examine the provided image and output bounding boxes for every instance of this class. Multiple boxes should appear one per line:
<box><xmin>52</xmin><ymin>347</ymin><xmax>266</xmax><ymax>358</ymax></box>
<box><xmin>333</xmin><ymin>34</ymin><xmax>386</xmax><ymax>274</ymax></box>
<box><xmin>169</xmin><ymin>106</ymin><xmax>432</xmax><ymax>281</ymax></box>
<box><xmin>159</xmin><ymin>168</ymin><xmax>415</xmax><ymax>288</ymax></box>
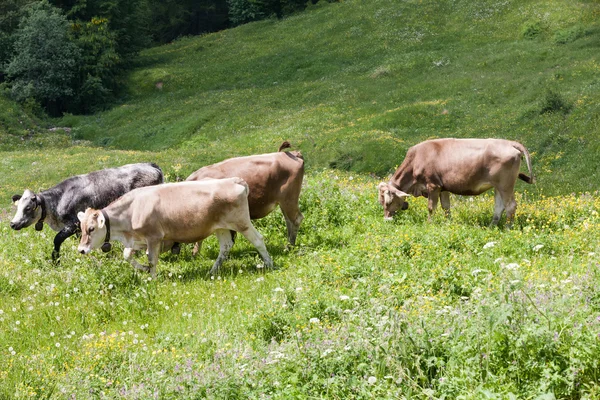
<box><xmin>540</xmin><ymin>89</ymin><xmax>572</xmax><ymax>115</ymax></box>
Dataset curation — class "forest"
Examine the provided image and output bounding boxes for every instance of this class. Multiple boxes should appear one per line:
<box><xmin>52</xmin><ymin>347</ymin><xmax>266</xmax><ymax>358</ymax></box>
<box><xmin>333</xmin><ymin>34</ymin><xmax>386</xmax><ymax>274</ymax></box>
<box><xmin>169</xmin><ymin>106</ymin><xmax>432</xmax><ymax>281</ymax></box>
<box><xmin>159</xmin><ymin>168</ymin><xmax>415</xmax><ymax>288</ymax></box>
<box><xmin>0</xmin><ymin>0</ymin><xmax>319</xmax><ymax>115</ymax></box>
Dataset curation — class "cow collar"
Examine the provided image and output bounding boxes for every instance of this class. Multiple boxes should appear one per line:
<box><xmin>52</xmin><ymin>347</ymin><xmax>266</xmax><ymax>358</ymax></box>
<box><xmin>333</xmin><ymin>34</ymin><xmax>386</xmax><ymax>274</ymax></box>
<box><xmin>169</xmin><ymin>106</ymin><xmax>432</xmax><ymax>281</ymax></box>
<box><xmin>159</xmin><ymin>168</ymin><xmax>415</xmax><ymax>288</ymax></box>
<box><xmin>34</xmin><ymin>195</ymin><xmax>47</xmax><ymax>231</ymax></box>
<box><xmin>100</xmin><ymin>209</ymin><xmax>112</xmax><ymax>253</ymax></box>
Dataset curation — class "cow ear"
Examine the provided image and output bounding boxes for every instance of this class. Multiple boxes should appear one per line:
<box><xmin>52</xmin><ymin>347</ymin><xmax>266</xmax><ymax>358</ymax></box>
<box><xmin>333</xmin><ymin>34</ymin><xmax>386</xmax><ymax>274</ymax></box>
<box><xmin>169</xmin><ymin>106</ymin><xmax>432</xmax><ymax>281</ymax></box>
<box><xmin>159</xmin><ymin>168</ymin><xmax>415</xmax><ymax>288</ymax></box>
<box><xmin>390</xmin><ymin>187</ymin><xmax>410</xmax><ymax>199</ymax></box>
<box><xmin>77</xmin><ymin>211</ymin><xmax>86</xmax><ymax>222</ymax></box>
<box><xmin>97</xmin><ymin>212</ymin><xmax>105</xmax><ymax>229</ymax></box>
<box><xmin>12</xmin><ymin>194</ymin><xmax>22</xmax><ymax>203</ymax></box>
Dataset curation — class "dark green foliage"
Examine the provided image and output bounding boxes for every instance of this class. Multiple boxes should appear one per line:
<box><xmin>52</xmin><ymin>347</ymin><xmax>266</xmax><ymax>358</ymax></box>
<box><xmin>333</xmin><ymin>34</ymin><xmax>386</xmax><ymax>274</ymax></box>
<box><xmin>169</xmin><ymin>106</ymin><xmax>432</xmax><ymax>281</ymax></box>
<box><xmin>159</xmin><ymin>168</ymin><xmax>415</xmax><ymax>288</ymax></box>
<box><xmin>5</xmin><ymin>1</ymin><xmax>80</xmax><ymax>116</ymax></box>
<box><xmin>0</xmin><ymin>0</ymin><xmax>36</xmax><ymax>81</ymax></box>
<box><xmin>228</xmin><ymin>0</ymin><xmax>311</xmax><ymax>26</ymax></box>
<box><xmin>147</xmin><ymin>0</ymin><xmax>228</xmax><ymax>44</ymax></box>
<box><xmin>69</xmin><ymin>17</ymin><xmax>119</xmax><ymax>113</ymax></box>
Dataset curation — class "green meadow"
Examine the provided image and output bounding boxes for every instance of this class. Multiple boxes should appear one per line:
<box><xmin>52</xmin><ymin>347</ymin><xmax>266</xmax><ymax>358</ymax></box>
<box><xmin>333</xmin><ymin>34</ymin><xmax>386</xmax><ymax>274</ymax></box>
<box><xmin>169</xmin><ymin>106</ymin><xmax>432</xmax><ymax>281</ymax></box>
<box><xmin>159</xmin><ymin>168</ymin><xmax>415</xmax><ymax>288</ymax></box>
<box><xmin>1</xmin><ymin>0</ymin><xmax>600</xmax><ymax>398</ymax></box>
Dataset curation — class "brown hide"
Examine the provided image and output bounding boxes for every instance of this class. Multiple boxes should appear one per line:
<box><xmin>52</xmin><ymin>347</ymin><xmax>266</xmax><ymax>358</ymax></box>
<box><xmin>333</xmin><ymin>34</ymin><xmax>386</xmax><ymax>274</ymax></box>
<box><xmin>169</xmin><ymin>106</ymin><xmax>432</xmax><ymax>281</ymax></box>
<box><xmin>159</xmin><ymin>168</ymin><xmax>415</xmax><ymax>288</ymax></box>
<box><xmin>186</xmin><ymin>142</ymin><xmax>304</xmax><ymax>245</ymax></box>
<box><xmin>379</xmin><ymin>138</ymin><xmax>534</xmax><ymax>224</ymax></box>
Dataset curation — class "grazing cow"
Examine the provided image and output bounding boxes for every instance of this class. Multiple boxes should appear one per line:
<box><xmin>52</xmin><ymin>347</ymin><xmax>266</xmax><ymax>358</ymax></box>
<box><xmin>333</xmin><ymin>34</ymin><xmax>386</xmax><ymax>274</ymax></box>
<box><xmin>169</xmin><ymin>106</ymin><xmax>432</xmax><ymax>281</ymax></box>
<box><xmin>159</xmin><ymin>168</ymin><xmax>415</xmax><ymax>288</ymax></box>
<box><xmin>182</xmin><ymin>141</ymin><xmax>304</xmax><ymax>255</ymax></box>
<box><xmin>10</xmin><ymin>163</ymin><xmax>163</xmax><ymax>261</ymax></box>
<box><xmin>77</xmin><ymin>178</ymin><xmax>273</xmax><ymax>277</ymax></box>
<box><xmin>378</xmin><ymin>138</ymin><xmax>535</xmax><ymax>225</ymax></box>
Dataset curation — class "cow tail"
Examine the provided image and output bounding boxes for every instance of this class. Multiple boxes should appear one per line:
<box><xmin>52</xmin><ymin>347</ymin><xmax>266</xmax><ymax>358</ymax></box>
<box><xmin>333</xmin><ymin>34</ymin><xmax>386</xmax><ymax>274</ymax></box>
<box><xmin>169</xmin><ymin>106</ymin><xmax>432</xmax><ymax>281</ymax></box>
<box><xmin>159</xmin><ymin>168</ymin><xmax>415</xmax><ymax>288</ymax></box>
<box><xmin>150</xmin><ymin>162</ymin><xmax>165</xmax><ymax>184</ymax></box>
<box><xmin>278</xmin><ymin>141</ymin><xmax>292</xmax><ymax>152</ymax></box>
<box><xmin>513</xmin><ymin>142</ymin><xmax>535</xmax><ymax>184</ymax></box>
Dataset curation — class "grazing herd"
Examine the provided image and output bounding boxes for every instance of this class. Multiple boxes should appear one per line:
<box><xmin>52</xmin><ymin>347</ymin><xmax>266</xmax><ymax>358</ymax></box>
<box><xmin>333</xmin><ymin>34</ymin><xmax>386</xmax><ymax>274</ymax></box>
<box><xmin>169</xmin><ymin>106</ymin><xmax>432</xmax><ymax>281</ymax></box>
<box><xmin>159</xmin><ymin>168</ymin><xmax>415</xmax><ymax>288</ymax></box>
<box><xmin>9</xmin><ymin>138</ymin><xmax>535</xmax><ymax>276</ymax></box>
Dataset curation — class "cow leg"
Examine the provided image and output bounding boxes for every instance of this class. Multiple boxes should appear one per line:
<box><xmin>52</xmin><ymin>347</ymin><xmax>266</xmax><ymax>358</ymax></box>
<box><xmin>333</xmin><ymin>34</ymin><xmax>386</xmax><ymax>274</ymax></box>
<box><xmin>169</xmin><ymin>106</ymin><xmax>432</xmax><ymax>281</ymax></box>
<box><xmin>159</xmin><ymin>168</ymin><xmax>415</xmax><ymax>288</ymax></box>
<box><xmin>499</xmin><ymin>189</ymin><xmax>517</xmax><ymax>228</ymax></box>
<box><xmin>281</xmin><ymin>203</ymin><xmax>304</xmax><ymax>246</ymax></box>
<box><xmin>440</xmin><ymin>191</ymin><xmax>451</xmax><ymax>218</ymax></box>
<box><xmin>52</xmin><ymin>224</ymin><xmax>79</xmax><ymax>263</ymax></box>
<box><xmin>239</xmin><ymin>226</ymin><xmax>274</xmax><ymax>270</ymax></box>
<box><xmin>427</xmin><ymin>188</ymin><xmax>441</xmax><ymax>221</ymax></box>
<box><xmin>123</xmin><ymin>247</ymin><xmax>150</xmax><ymax>273</ymax></box>
<box><xmin>209</xmin><ymin>229</ymin><xmax>235</xmax><ymax>275</ymax></box>
<box><xmin>491</xmin><ymin>190</ymin><xmax>505</xmax><ymax>226</ymax></box>
<box><xmin>192</xmin><ymin>240</ymin><xmax>203</xmax><ymax>256</ymax></box>
<box><xmin>145</xmin><ymin>240</ymin><xmax>161</xmax><ymax>277</ymax></box>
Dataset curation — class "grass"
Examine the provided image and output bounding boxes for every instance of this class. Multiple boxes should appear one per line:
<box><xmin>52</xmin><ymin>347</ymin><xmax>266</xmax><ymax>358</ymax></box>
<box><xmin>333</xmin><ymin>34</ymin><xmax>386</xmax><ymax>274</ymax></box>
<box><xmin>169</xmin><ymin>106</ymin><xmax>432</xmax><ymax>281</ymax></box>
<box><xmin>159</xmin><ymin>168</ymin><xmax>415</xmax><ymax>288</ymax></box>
<box><xmin>1</xmin><ymin>171</ymin><xmax>599</xmax><ymax>398</ymax></box>
<box><xmin>1</xmin><ymin>0</ymin><xmax>600</xmax><ymax>397</ymax></box>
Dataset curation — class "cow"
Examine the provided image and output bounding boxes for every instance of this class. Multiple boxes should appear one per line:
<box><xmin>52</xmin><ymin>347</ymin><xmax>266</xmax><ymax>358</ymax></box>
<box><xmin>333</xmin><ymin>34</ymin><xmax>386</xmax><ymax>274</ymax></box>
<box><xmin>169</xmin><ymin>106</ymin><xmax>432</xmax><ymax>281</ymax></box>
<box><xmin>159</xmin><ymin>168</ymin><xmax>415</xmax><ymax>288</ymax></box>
<box><xmin>10</xmin><ymin>163</ymin><xmax>163</xmax><ymax>261</ymax></box>
<box><xmin>76</xmin><ymin>178</ymin><xmax>273</xmax><ymax>277</ymax></box>
<box><xmin>378</xmin><ymin>138</ymin><xmax>535</xmax><ymax>225</ymax></box>
<box><xmin>179</xmin><ymin>141</ymin><xmax>304</xmax><ymax>255</ymax></box>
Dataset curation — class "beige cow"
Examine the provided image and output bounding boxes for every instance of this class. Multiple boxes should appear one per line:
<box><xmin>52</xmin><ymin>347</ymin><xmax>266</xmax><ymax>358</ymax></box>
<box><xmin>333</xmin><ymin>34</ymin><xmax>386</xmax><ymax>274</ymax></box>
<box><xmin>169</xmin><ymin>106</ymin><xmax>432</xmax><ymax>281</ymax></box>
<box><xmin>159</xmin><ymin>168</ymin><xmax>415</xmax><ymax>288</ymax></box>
<box><xmin>378</xmin><ymin>138</ymin><xmax>535</xmax><ymax>225</ymax></box>
<box><xmin>77</xmin><ymin>178</ymin><xmax>273</xmax><ymax>276</ymax></box>
<box><xmin>183</xmin><ymin>141</ymin><xmax>304</xmax><ymax>254</ymax></box>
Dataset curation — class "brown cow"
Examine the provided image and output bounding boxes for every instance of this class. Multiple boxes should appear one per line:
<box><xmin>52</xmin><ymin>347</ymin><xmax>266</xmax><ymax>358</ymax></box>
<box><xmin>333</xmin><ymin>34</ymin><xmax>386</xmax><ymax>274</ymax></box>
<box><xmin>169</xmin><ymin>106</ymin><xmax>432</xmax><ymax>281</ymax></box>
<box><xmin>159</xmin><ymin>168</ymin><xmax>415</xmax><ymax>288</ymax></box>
<box><xmin>378</xmin><ymin>138</ymin><xmax>535</xmax><ymax>225</ymax></box>
<box><xmin>77</xmin><ymin>178</ymin><xmax>273</xmax><ymax>276</ymax></box>
<box><xmin>184</xmin><ymin>141</ymin><xmax>304</xmax><ymax>254</ymax></box>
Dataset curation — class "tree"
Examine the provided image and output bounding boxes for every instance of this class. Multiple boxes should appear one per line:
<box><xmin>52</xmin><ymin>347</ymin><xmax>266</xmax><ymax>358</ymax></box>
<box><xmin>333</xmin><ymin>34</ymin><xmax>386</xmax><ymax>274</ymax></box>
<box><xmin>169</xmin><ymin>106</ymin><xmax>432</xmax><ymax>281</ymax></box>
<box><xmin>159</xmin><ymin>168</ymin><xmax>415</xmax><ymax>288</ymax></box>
<box><xmin>5</xmin><ymin>1</ymin><xmax>80</xmax><ymax>116</ymax></box>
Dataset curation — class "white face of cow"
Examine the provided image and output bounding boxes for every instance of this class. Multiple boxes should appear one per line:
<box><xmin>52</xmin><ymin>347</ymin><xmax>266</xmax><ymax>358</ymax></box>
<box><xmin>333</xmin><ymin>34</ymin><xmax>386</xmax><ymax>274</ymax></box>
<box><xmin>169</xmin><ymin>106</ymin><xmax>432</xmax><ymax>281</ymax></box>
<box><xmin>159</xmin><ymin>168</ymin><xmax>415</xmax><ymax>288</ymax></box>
<box><xmin>77</xmin><ymin>209</ymin><xmax>107</xmax><ymax>254</ymax></box>
<box><xmin>10</xmin><ymin>190</ymin><xmax>42</xmax><ymax>230</ymax></box>
<box><xmin>378</xmin><ymin>183</ymin><xmax>410</xmax><ymax>221</ymax></box>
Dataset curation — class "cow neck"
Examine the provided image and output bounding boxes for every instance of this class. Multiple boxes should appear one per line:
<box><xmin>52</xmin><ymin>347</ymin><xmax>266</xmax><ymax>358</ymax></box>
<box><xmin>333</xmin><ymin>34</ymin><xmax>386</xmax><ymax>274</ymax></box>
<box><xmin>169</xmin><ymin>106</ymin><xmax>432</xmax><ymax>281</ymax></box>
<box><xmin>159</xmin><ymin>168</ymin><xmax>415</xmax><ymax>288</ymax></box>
<box><xmin>100</xmin><ymin>209</ymin><xmax>112</xmax><ymax>253</ymax></box>
<box><xmin>34</xmin><ymin>195</ymin><xmax>47</xmax><ymax>231</ymax></box>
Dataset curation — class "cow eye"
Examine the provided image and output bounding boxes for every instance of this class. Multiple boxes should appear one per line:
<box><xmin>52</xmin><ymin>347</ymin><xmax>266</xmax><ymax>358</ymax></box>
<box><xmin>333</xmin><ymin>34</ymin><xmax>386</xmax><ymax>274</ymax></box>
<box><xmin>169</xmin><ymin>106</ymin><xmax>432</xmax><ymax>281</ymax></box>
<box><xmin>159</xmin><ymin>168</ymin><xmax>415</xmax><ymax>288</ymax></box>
<box><xmin>89</xmin><ymin>227</ymin><xmax>95</xmax><ymax>233</ymax></box>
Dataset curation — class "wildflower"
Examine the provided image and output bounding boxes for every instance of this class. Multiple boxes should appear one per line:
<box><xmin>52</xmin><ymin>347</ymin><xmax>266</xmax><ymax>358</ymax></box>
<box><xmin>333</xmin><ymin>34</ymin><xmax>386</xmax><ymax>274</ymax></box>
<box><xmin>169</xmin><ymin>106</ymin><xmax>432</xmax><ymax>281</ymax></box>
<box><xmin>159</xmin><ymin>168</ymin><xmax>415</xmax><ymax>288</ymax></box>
<box><xmin>340</xmin><ymin>295</ymin><xmax>350</xmax><ymax>301</ymax></box>
<box><xmin>273</xmin><ymin>287</ymin><xmax>284</xmax><ymax>292</ymax></box>
<box><xmin>533</xmin><ymin>244</ymin><xmax>544</xmax><ymax>252</ymax></box>
<box><xmin>367</xmin><ymin>376</ymin><xmax>377</xmax><ymax>385</ymax></box>
<box><xmin>504</xmin><ymin>263</ymin><xmax>519</xmax><ymax>270</ymax></box>
<box><xmin>483</xmin><ymin>241</ymin><xmax>496</xmax><ymax>249</ymax></box>
<box><xmin>309</xmin><ymin>317</ymin><xmax>320</xmax><ymax>324</ymax></box>
<box><xmin>55</xmin><ymin>343</ymin><xmax>60</xmax><ymax>348</ymax></box>
<box><xmin>50</xmin><ymin>332</ymin><xmax>55</xmax><ymax>337</ymax></box>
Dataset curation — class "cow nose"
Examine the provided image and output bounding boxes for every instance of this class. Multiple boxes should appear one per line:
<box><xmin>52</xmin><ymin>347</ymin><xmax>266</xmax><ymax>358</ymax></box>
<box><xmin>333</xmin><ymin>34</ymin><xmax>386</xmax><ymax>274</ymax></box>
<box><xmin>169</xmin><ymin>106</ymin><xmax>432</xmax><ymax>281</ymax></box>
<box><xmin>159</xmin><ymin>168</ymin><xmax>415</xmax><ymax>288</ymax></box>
<box><xmin>79</xmin><ymin>249</ymin><xmax>85</xmax><ymax>254</ymax></box>
<box><xmin>9</xmin><ymin>222</ymin><xmax>16</xmax><ymax>229</ymax></box>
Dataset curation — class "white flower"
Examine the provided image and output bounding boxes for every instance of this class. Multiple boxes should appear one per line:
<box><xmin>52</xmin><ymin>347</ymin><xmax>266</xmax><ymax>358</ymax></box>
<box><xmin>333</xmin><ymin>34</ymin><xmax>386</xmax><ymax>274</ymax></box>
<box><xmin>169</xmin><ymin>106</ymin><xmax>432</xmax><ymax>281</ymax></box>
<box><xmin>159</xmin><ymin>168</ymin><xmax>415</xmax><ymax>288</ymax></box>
<box><xmin>339</xmin><ymin>295</ymin><xmax>350</xmax><ymax>301</ymax></box>
<box><xmin>273</xmin><ymin>287</ymin><xmax>284</xmax><ymax>292</ymax></box>
<box><xmin>309</xmin><ymin>317</ymin><xmax>320</xmax><ymax>324</ymax></box>
<box><xmin>50</xmin><ymin>332</ymin><xmax>55</xmax><ymax>337</ymax></box>
<box><xmin>483</xmin><ymin>241</ymin><xmax>496</xmax><ymax>249</ymax></box>
<box><xmin>55</xmin><ymin>343</ymin><xmax>60</xmax><ymax>348</ymax></box>
<box><xmin>504</xmin><ymin>263</ymin><xmax>520</xmax><ymax>270</ymax></box>
<box><xmin>108</xmin><ymin>284</ymin><xmax>114</xmax><ymax>290</ymax></box>
<box><xmin>533</xmin><ymin>244</ymin><xmax>544</xmax><ymax>252</ymax></box>
<box><xmin>295</xmin><ymin>287</ymin><xmax>302</xmax><ymax>292</ymax></box>
<box><xmin>367</xmin><ymin>376</ymin><xmax>377</xmax><ymax>385</ymax></box>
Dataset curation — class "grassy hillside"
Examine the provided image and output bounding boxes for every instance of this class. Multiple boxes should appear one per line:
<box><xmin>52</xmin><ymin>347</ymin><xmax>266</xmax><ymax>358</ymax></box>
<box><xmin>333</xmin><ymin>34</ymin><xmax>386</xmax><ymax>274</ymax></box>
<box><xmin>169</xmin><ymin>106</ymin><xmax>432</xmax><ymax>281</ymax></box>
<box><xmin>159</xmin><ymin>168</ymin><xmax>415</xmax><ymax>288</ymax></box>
<box><xmin>48</xmin><ymin>0</ymin><xmax>600</xmax><ymax>194</ymax></box>
<box><xmin>1</xmin><ymin>0</ymin><xmax>600</xmax><ymax>398</ymax></box>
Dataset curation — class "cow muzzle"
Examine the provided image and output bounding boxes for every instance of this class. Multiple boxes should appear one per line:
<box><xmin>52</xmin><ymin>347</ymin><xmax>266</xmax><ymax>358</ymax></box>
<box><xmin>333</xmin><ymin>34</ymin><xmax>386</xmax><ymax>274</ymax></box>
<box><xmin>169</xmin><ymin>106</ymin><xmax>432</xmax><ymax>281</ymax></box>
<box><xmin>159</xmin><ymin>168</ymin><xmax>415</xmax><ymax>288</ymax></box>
<box><xmin>384</xmin><ymin>216</ymin><xmax>394</xmax><ymax>222</ymax></box>
<box><xmin>78</xmin><ymin>246</ymin><xmax>91</xmax><ymax>255</ymax></box>
<box><xmin>10</xmin><ymin>221</ymin><xmax>23</xmax><ymax>230</ymax></box>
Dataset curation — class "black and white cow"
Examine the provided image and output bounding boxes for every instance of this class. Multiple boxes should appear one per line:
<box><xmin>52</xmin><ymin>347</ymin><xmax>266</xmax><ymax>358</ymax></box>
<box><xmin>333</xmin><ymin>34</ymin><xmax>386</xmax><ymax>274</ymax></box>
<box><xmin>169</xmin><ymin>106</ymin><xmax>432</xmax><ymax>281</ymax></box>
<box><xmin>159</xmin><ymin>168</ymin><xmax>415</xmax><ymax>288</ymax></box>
<box><xmin>10</xmin><ymin>163</ymin><xmax>163</xmax><ymax>261</ymax></box>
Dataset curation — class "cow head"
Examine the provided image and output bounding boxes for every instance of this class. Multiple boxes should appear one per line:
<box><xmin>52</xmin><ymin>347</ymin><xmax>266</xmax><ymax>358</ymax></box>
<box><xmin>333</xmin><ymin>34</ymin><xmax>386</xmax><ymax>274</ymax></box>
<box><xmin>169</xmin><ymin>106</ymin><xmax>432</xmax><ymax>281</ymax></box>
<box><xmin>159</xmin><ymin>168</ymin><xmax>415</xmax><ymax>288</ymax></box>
<box><xmin>378</xmin><ymin>182</ymin><xmax>410</xmax><ymax>221</ymax></box>
<box><xmin>77</xmin><ymin>208</ymin><xmax>107</xmax><ymax>254</ymax></box>
<box><xmin>10</xmin><ymin>190</ymin><xmax>43</xmax><ymax>230</ymax></box>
